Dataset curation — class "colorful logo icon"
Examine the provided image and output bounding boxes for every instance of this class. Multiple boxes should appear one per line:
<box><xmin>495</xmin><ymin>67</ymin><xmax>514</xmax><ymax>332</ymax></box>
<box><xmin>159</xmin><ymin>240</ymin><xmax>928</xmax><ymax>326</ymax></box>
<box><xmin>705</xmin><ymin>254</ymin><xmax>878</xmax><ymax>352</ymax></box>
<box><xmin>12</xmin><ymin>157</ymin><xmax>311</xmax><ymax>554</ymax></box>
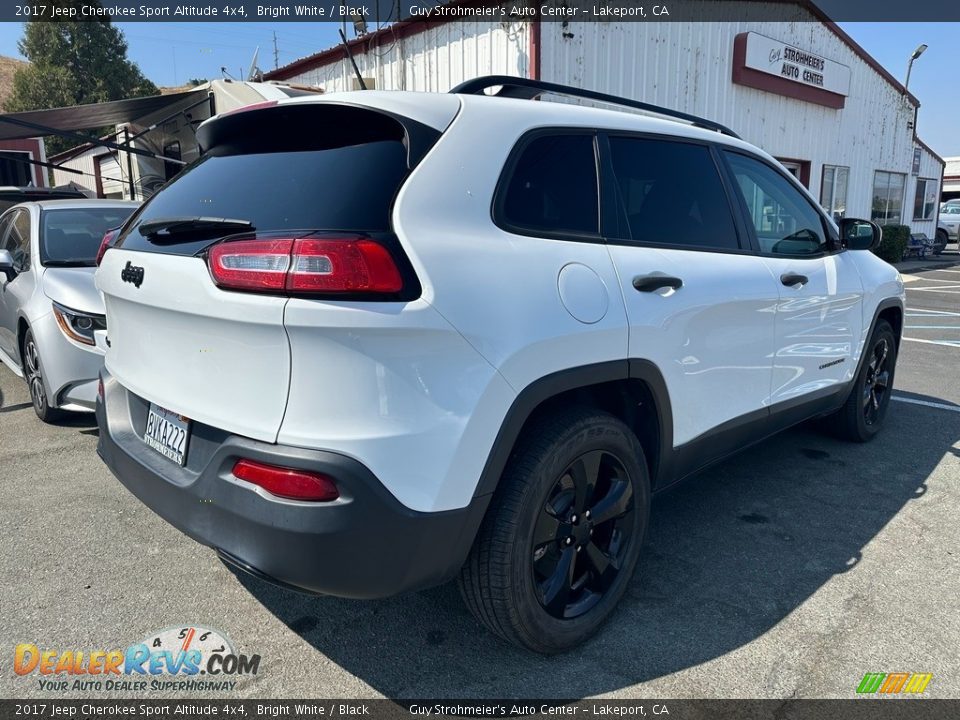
<box><xmin>856</xmin><ymin>672</ymin><xmax>932</xmax><ymax>695</ymax></box>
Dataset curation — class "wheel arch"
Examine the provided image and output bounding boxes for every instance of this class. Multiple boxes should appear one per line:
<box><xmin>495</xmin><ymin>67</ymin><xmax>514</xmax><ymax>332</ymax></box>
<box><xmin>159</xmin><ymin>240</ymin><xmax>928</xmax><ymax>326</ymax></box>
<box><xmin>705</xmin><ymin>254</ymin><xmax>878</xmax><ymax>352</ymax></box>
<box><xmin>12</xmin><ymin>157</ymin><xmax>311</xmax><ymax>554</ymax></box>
<box><xmin>473</xmin><ymin>360</ymin><xmax>675</xmax><ymax>499</ymax></box>
<box><xmin>16</xmin><ymin>315</ymin><xmax>29</xmax><ymax>365</ymax></box>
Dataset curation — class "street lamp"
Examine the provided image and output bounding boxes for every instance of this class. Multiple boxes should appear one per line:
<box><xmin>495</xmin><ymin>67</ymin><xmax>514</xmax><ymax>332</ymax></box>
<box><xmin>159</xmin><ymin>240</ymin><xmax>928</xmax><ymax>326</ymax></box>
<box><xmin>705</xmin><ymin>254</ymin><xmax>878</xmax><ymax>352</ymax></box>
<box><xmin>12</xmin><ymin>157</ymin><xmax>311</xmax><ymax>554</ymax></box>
<box><xmin>905</xmin><ymin>43</ymin><xmax>928</xmax><ymax>91</ymax></box>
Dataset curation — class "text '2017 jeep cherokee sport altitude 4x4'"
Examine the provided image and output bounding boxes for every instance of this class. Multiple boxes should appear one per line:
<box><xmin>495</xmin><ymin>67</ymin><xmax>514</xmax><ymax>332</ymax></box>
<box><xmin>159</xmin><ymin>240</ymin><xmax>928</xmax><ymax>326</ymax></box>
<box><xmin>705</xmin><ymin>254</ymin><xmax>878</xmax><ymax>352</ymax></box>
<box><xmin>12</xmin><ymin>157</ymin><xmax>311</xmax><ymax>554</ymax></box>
<box><xmin>95</xmin><ymin>77</ymin><xmax>904</xmax><ymax>653</ymax></box>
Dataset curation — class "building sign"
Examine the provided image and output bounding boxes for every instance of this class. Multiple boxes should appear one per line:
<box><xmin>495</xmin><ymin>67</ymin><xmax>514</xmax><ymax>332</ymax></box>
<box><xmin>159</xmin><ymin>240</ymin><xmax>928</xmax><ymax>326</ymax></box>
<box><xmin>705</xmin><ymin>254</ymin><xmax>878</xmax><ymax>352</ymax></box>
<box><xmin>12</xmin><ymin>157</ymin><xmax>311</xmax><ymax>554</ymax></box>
<box><xmin>732</xmin><ymin>32</ymin><xmax>851</xmax><ymax>109</ymax></box>
<box><xmin>912</xmin><ymin>147</ymin><xmax>922</xmax><ymax>176</ymax></box>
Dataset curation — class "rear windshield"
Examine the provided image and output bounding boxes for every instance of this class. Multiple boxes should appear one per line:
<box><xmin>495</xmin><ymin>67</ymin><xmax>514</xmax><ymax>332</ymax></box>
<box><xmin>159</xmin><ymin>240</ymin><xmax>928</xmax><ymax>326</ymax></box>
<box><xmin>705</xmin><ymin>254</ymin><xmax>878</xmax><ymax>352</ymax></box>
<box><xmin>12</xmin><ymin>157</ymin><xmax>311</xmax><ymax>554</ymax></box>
<box><xmin>42</xmin><ymin>207</ymin><xmax>134</xmax><ymax>266</ymax></box>
<box><xmin>118</xmin><ymin>106</ymin><xmax>416</xmax><ymax>257</ymax></box>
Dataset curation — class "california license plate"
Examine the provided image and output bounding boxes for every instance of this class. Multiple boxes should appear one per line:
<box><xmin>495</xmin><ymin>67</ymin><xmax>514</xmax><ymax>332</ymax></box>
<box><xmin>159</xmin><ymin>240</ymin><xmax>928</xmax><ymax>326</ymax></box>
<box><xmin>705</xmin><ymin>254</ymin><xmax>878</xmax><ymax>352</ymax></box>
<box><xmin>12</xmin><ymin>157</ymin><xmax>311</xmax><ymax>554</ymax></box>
<box><xmin>143</xmin><ymin>403</ymin><xmax>190</xmax><ymax>466</ymax></box>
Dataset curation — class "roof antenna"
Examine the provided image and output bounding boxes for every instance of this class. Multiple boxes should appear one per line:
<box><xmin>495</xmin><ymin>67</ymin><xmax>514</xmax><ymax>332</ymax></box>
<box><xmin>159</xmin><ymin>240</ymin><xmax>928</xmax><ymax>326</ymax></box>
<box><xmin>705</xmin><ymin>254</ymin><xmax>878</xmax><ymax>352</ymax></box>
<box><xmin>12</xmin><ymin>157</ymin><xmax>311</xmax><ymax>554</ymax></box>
<box><xmin>338</xmin><ymin>27</ymin><xmax>367</xmax><ymax>90</ymax></box>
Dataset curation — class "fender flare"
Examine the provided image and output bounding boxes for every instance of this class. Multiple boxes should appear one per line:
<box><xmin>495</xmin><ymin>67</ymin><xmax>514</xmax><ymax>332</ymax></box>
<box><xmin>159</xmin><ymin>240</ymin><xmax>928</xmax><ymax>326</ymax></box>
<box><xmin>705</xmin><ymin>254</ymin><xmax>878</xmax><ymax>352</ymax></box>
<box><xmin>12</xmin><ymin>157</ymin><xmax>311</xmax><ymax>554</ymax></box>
<box><xmin>472</xmin><ymin>359</ymin><xmax>674</xmax><ymax>498</ymax></box>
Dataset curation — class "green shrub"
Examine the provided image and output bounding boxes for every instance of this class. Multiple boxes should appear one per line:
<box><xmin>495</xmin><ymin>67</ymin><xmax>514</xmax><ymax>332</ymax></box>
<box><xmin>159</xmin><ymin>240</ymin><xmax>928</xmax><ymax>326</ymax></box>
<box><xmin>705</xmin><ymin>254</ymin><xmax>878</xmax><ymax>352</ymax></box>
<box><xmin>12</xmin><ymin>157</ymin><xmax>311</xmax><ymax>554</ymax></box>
<box><xmin>873</xmin><ymin>224</ymin><xmax>910</xmax><ymax>264</ymax></box>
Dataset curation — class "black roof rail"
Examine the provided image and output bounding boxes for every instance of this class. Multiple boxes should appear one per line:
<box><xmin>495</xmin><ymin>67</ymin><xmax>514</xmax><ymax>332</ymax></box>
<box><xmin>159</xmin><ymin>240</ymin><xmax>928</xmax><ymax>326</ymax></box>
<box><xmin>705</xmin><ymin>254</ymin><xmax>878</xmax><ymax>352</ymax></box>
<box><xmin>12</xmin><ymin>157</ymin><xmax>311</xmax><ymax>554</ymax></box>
<box><xmin>449</xmin><ymin>75</ymin><xmax>741</xmax><ymax>139</ymax></box>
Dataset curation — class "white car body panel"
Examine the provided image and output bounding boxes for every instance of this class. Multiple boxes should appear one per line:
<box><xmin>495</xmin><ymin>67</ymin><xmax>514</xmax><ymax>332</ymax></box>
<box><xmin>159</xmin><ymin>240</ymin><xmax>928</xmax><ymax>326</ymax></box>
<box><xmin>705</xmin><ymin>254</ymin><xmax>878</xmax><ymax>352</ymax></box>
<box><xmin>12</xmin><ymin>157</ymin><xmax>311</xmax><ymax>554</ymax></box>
<box><xmin>608</xmin><ymin>245</ymin><xmax>780</xmax><ymax>445</ymax></box>
<box><xmin>761</xmin><ymin>252</ymin><xmax>865</xmax><ymax>402</ymax></box>
<box><xmin>97</xmin><ymin>249</ymin><xmax>290</xmax><ymax>442</ymax></box>
<box><xmin>278</xmin><ymin>297</ymin><xmax>515</xmax><ymax>512</ymax></box>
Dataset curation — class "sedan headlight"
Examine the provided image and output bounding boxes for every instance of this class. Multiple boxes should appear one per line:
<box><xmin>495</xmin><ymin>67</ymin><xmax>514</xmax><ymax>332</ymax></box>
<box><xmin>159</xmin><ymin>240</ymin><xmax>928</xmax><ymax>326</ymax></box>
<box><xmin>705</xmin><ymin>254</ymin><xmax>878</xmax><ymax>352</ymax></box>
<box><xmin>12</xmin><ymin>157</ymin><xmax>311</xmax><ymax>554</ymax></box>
<box><xmin>52</xmin><ymin>302</ymin><xmax>107</xmax><ymax>346</ymax></box>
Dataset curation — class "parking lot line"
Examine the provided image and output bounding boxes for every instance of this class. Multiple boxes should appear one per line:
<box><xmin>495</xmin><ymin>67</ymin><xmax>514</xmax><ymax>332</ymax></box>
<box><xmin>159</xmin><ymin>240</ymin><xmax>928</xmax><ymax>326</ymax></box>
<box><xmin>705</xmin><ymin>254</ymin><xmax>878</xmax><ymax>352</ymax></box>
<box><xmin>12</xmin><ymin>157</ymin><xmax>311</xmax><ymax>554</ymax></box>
<box><xmin>892</xmin><ymin>395</ymin><xmax>960</xmax><ymax>413</ymax></box>
<box><xmin>902</xmin><ymin>337</ymin><xmax>960</xmax><ymax>348</ymax></box>
<box><xmin>906</xmin><ymin>309</ymin><xmax>960</xmax><ymax>316</ymax></box>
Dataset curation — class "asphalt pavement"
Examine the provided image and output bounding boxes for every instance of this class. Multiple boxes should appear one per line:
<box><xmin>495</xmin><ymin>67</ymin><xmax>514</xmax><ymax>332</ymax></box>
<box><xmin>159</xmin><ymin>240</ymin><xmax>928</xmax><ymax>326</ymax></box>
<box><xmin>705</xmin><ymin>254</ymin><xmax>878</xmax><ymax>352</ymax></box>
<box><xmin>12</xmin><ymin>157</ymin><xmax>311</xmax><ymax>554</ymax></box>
<box><xmin>1</xmin><ymin>265</ymin><xmax>958</xmax><ymax>700</ymax></box>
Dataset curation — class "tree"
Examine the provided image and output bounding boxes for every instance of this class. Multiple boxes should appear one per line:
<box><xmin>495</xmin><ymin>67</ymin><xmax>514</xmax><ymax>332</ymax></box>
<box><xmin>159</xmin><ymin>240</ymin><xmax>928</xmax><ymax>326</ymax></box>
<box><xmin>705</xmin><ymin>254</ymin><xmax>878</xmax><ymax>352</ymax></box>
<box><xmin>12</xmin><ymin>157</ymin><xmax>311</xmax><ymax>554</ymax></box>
<box><xmin>8</xmin><ymin>2</ymin><xmax>158</xmax><ymax>155</ymax></box>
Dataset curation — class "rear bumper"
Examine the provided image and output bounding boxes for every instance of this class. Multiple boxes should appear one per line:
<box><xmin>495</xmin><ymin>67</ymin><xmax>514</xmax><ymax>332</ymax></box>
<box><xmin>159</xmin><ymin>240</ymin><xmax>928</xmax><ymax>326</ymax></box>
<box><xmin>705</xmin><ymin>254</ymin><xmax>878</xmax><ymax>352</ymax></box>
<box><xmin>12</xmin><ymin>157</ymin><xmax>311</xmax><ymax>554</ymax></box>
<box><xmin>95</xmin><ymin>371</ymin><xmax>489</xmax><ymax>598</ymax></box>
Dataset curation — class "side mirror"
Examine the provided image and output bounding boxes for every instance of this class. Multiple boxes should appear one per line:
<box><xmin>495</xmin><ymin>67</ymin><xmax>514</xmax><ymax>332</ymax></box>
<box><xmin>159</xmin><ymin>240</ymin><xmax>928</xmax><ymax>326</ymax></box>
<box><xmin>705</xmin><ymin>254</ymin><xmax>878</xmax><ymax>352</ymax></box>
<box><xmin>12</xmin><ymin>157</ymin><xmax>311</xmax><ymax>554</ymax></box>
<box><xmin>0</xmin><ymin>249</ymin><xmax>15</xmax><ymax>281</ymax></box>
<box><xmin>839</xmin><ymin>218</ymin><xmax>882</xmax><ymax>251</ymax></box>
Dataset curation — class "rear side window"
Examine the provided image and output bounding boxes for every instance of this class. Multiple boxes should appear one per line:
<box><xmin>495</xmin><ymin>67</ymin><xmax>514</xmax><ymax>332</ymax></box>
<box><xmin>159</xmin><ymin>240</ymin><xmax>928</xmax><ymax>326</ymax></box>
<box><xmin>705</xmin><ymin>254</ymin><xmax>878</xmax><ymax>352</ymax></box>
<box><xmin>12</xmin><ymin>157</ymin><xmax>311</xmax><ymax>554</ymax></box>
<box><xmin>497</xmin><ymin>134</ymin><xmax>599</xmax><ymax>237</ymax></box>
<box><xmin>118</xmin><ymin>105</ymin><xmax>418</xmax><ymax>257</ymax></box>
<box><xmin>607</xmin><ymin>137</ymin><xmax>740</xmax><ymax>250</ymax></box>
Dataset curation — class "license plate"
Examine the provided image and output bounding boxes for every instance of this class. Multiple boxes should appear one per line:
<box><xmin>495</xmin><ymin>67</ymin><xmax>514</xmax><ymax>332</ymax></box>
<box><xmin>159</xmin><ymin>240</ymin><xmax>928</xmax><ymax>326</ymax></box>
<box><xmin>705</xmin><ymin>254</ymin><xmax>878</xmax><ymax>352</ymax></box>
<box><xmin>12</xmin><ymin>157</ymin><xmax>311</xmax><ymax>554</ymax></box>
<box><xmin>143</xmin><ymin>403</ymin><xmax>190</xmax><ymax>466</ymax></box>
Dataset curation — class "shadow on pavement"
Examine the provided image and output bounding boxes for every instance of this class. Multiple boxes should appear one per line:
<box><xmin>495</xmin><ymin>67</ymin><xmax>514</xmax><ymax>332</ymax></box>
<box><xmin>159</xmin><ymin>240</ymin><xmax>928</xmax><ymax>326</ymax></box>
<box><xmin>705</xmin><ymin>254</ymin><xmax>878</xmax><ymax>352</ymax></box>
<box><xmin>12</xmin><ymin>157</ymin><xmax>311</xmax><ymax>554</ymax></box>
<box><xmin>229</xmin><ymin>395</ymin><xmax>956</xmax><ymax>698</ymax></box>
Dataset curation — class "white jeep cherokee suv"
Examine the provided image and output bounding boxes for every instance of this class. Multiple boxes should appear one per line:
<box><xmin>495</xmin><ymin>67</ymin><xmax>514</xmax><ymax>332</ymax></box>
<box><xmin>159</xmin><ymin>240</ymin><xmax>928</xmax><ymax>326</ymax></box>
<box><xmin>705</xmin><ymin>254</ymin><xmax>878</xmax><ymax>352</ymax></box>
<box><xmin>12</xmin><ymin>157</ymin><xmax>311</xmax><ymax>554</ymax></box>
<box><xmin>95</xmin><ymin>77</ymin><xmax>904</xmax><ymax>653</ymax></box>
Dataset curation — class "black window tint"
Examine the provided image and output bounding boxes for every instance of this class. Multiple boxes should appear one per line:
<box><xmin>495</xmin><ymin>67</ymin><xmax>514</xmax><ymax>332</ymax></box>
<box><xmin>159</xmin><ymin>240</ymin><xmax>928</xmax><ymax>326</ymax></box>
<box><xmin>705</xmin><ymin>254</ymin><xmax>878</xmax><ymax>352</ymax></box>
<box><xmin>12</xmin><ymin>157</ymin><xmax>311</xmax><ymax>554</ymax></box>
<box><xmin>500</xmin><ymin>134</ymin><xmax>599</xmax><ymax>236</ymax></box>
<box><xmin>119</xmin><ymin>141</ymin><xmax>409</xmax><ymax>257</ymax></box>
<box><xmin>608</xmin><ymin>137</ymin><xmax>739</xmax><ymax>250</ymax></box>
<box><xmin>42</xmin><ymin>207</ymin><xmax>135</xmax><ymax>266</ymax></box>
<box><xmin>725</xmin><ymin>152</ymin><xmax>827</xmax><ymax>255</ymax></box>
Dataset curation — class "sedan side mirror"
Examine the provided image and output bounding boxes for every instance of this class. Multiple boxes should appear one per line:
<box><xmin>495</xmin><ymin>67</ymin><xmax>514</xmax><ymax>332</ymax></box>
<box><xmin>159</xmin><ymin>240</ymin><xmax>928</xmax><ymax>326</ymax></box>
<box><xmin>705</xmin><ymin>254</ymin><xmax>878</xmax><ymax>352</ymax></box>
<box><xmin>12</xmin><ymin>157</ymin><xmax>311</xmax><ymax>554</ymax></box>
<box><xmin>0</xmin><ymin>249</ymin><xmax>15</xmax><ymax>281</ymax></box>
<box><xmin>839</xmin><ymin>218</ymin><xmax>882</xmax><ymax>251</ymax></box>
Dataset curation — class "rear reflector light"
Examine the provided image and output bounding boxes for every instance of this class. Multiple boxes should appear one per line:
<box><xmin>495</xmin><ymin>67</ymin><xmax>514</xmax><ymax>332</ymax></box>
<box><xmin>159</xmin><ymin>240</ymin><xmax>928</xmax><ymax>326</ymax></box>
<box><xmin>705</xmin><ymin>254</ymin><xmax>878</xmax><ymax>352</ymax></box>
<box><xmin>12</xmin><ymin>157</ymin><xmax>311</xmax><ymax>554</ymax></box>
<box><xmin>96</xmin><ymin>228</ymin><xmax>119</xmax><ymax>266</ymax></box>
<box><xmin>232</xmin><ymin>459</ymin><xmax>339</xmax><ymax>502</ymax></box>
<box><xmin>97</xmin><ymin>378</ymin><xmax>104</xmax><ymax>401</ymax></box>
<box><xmin>208</xmin><ymin>237</ymin><xmax>403</xmax><ymax>295</ymax></box>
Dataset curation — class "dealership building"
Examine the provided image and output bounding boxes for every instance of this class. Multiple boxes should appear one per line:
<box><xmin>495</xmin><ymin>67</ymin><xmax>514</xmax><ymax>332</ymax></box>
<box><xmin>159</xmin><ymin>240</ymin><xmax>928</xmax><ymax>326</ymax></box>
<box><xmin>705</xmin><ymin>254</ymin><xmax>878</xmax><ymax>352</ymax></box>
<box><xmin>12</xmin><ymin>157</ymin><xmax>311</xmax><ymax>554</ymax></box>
<box><xmin>265</xmin><ymin>1</ymin><xmax>944</xmax><ymax>237</ymax></box>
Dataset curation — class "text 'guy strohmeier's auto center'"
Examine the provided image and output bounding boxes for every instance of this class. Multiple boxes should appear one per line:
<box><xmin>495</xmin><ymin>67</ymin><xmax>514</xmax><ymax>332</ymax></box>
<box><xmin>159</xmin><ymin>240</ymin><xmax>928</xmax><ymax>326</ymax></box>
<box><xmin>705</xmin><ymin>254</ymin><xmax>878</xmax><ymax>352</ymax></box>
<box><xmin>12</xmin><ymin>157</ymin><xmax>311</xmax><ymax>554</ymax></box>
<box><xmin>260</xmin><ymin>0</ymin><xmax>944</xmax><ymax>239</ymax></box>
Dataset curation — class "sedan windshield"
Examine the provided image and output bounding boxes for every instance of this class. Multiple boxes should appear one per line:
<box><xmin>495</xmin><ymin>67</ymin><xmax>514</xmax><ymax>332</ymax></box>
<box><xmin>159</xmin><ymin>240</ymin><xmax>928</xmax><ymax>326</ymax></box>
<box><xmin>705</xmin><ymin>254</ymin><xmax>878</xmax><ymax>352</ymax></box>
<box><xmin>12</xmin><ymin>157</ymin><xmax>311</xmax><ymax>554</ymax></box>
<box><xmin>42</xmin><ymin>207</ymin><xmax>135</xmax><ymax>266</ymax></box>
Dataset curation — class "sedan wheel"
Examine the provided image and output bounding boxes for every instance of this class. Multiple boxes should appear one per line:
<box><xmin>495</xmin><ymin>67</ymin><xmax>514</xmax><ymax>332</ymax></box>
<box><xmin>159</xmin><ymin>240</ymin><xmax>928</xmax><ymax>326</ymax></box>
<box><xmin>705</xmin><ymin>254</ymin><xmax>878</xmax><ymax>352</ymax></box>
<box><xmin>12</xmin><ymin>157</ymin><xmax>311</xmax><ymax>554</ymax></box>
<box><xmin>22</xmin><ymin>329</ymin><xmax>63</xmax><ymax>423</ymax></box>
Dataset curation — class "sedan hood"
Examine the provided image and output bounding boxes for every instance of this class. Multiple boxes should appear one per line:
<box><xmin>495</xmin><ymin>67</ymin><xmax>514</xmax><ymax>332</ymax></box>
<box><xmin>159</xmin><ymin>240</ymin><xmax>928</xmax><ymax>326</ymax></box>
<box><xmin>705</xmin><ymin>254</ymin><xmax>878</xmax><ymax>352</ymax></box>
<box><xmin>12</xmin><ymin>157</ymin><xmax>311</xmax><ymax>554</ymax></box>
<box><xmin>42</xmin><ymin>267</ymin><xmax>104</xmax><ymax>315</ymax></box>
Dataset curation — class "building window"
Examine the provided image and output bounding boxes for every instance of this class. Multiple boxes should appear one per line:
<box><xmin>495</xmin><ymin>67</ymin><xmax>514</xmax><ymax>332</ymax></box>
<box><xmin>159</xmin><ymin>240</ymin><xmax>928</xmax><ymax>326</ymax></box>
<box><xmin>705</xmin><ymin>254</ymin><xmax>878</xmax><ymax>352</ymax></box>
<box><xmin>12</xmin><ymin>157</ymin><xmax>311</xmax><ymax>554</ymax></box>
<box><xmin>913</xmin><ymin>178</ymin><xmax>938</xmax><ymax>221</ymax></box>
<box><xmin>871</xmin><ymin>171</ymin><xmax>905</xmax><ymax>225</ymax></box>
<box><xmin>820</xmin><ymin>165</ymin><xmax>849</xmax><ymax>222</ymax></box>
<box><xmin>0</xmin><ymin>151</ymin><xmax>33</xmax><ymax>186</ymax></box>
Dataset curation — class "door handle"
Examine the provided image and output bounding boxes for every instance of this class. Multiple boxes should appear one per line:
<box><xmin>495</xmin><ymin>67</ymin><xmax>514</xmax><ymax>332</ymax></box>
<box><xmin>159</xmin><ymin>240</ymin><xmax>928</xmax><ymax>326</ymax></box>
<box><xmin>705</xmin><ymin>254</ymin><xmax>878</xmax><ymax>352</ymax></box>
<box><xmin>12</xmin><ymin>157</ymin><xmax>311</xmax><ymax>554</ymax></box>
<box><xmin>633</xmin><ymin>274</ymin><xmax>683</xmax><ymax>293</ymax></box>
<box><xmin>780</xmin><ymin>272</ymin><xmax>808</xmax><ymax>288</ymax></box>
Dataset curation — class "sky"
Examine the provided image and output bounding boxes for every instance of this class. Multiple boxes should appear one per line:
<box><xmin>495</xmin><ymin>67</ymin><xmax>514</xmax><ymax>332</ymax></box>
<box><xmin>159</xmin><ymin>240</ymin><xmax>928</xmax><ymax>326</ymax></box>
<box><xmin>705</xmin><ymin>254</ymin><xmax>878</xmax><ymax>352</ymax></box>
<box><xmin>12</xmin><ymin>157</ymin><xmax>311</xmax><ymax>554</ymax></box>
<box><xmin>0</xmin><ymin>21</ymin><xmax>955</xmax><ymax>156</ymax></box>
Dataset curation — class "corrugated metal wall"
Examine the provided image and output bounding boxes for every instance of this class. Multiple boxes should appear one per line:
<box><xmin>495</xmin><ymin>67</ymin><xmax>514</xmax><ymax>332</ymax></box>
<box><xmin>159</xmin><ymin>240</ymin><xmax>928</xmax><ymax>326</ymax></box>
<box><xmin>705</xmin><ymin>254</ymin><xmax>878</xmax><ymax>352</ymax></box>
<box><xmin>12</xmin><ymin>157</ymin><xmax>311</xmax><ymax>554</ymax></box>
<box><xmin>286</xmin><ymin>21</ymin><xmax>529</xmax><ymax>92</ymax></box>
<box><xmin>51</xmin><ymin>146</ymin><xmax>111</xmax><ymax>195</ymax></box>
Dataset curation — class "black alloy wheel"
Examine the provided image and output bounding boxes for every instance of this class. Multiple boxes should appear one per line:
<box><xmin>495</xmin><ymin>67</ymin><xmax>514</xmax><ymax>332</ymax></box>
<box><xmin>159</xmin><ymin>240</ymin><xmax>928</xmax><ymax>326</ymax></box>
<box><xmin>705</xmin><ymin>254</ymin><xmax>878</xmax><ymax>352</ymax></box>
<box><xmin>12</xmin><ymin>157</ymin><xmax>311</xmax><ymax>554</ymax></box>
<box><xmin>532</xmin><ymin>450</ymin><xmax>635</xmax><ymax>619</ymax></box>
<box><xmin>459</xmin><ymin>408</ymin><xmax>649</xmax><ymax>653</ymax></box>
<box><xmin>863</xmin><ymin>335</ymin><xmax>891</xmax><ymax>427</ymax></box>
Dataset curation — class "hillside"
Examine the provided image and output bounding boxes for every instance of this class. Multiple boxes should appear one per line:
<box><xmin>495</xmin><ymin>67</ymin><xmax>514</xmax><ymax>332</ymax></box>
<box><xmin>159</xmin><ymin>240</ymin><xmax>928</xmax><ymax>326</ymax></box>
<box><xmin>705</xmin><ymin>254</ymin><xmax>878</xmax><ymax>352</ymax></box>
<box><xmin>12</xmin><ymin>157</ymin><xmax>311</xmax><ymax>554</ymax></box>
<box><xmin>0</xmin><ymin>55</ymin><xmax>27</xmax><ymax>111</ymax></box>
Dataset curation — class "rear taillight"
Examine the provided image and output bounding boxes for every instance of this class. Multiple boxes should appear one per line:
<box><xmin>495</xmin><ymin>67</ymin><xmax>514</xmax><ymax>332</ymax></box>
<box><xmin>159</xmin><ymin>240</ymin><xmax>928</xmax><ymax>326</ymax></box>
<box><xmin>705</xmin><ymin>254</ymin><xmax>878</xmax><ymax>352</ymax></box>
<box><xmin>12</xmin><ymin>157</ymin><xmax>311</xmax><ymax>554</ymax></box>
<box><xmin>232</xmin><ymin>459</ymin><xmax>339</xmax><ymax>502</ymax></box>
<box><xmin>208</xmin><ymin>237</ymin><xmax>403</xmax><ymax>295</ymax></box>
<box><xmin>96</xmin><ymin>228</ymin><xmax>119</xmax><ymax>266</ymax></box>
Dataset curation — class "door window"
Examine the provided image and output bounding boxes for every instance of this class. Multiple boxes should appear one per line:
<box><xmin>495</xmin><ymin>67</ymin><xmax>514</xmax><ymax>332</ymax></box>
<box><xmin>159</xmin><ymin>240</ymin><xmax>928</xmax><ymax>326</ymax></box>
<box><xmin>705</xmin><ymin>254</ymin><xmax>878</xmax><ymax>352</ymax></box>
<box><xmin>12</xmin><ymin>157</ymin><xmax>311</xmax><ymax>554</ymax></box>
<box><xmin>497</xmin><ymin>133</ymin><xmax>599</xmax><ymax>237</ymax></box>
<box><xmin>7</xmin><ymin>209</ymin><xmax>31</xmax><ymax>272</ymax></box>
<box><xmin>607</xmin><ymin>137</ymin><xmax>739</xmax><ymax>250</ymax></box>
<box><xmin>724</xmin><ymin>152</ymin><xmax>828</xmax><ymax>256</ymax></box>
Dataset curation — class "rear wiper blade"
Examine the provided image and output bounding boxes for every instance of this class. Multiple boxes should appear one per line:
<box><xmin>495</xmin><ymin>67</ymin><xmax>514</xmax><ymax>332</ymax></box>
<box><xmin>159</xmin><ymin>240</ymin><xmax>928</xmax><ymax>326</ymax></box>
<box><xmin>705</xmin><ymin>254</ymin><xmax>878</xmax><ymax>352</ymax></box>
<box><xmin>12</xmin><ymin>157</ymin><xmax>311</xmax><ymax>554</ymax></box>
<box><xmin>138</xmin><ymin>216</ymin><xmax>254</xmax><ymax>238</ymax></box>
<box><xmin>44</xmin><ymin>259</ymin><xmax>94</xmax><ymax>267</ymax></box>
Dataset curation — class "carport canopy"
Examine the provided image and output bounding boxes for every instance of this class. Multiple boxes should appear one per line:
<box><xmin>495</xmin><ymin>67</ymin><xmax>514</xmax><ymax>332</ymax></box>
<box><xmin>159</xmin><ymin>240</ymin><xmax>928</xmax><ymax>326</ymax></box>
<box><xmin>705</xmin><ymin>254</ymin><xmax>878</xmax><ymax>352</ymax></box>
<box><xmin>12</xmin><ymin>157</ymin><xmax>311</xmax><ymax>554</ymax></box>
<box><xmin>0</xmin><ymin>89</ymin><xmax>206</xmax><ymax>141</ymax></box>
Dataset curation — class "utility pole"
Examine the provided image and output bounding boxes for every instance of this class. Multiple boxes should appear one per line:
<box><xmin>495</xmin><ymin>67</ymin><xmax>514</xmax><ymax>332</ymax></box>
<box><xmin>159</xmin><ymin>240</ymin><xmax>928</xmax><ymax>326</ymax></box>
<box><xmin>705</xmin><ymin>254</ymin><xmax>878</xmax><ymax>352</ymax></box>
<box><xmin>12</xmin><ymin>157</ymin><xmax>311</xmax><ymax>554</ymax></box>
<box><xmin>273</xmin><ymin>31</ymin><xmax>279</xmax><ymax>70</ymax></box>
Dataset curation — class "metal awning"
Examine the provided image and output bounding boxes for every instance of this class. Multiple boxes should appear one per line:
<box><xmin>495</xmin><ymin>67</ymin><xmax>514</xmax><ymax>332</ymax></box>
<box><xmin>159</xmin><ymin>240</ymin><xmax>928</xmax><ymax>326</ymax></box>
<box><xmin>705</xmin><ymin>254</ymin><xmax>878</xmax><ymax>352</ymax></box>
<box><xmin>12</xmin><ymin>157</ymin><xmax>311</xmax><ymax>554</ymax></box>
<box><xmin>0</xmin><ymin>90</ymin><xmax>206</xmax><ymax>141</ymax></box>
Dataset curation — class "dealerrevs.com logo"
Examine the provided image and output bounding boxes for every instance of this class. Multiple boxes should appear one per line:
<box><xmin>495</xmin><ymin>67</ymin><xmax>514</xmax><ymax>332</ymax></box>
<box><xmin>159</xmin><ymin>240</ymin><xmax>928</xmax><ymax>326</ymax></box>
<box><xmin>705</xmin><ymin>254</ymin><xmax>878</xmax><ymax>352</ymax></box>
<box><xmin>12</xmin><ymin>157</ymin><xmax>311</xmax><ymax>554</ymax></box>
<box><xmin>14</xmin><ymin>626</ymin><xmax>260</xmax><ymax>692</ymax></box>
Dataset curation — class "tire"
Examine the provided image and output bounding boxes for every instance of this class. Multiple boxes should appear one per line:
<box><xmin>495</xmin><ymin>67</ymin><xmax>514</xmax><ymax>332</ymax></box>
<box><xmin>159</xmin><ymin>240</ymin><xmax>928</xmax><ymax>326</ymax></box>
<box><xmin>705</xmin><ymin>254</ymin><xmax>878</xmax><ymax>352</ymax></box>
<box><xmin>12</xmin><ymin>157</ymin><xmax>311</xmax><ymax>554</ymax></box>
<box><xmin>22</xmin><ymin>328</ymin><xmax>65</xmax><ymax>424</ymax></box>
<box><xmin>934</xmin><ymin>230</ymin><xmax>948</xmax><ymax>256</ymax></box>
<box><xmin>829</xmin><ymin>319</ymin><xmax>897</xmax><ymax>442</ymax></box>
<box><xmin>459</xmin><ymin>407</ymin><xmax>650</xmax><ymax>654</ymax></box>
